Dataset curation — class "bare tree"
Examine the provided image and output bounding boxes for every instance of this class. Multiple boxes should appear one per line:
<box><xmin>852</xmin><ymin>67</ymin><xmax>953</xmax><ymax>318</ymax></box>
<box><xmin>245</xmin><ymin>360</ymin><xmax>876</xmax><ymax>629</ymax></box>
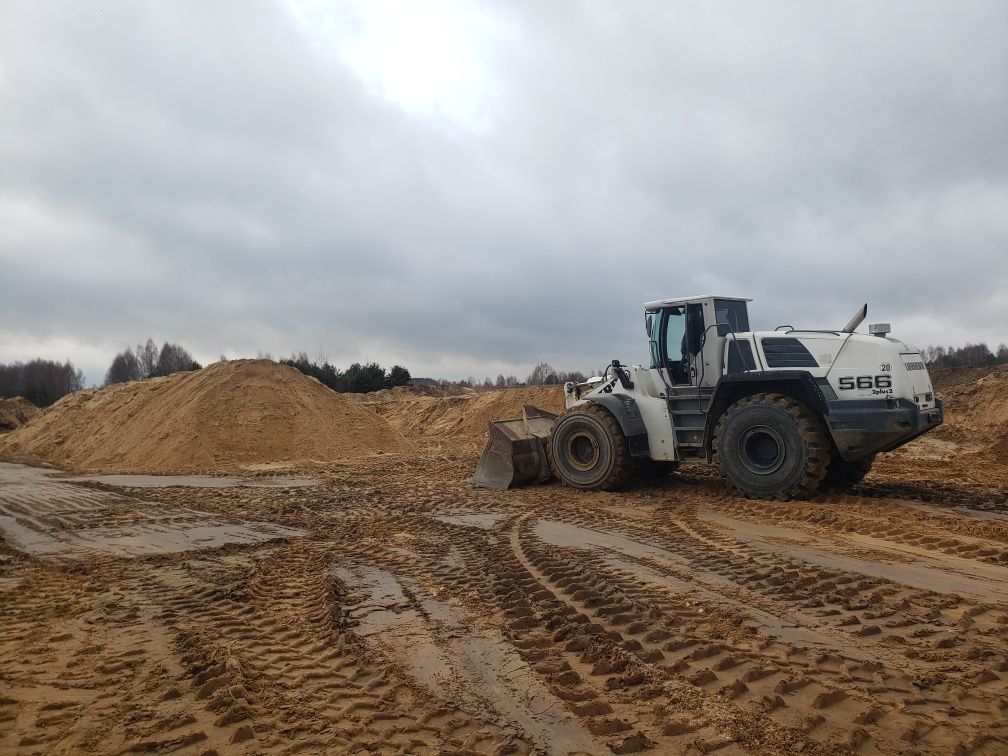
<box><xmin>154</xmin><ymin>343</ymin><xmax>199</xmax><ymax>376</ymax></box>
<box><xmin>136</xmin><ymin>339</ymin><xmax>159</xmax><ymax>378</ymax></box>
<box><xmin>495</xmin><ymin>374</ymin><xmax>506</xmax><ymax>387</ymax></box>
<box><xmin>527</xmin><ymin>362</ymin><xmax>560</xmax><ymax>385</ymax></box>
<box><xmin>558</xmin><ymin>370</ymin><xmax>587</xmax><ymax>383</ymax></box>
<box><xmin>105</xmin><ymin>348</ymin><xmax>143</xmax><ymax>385</ymax></box>
<box><xmin>106</xmin><ymin>340</ymin><xmax>199</xmax><ymax>384</ymax></box>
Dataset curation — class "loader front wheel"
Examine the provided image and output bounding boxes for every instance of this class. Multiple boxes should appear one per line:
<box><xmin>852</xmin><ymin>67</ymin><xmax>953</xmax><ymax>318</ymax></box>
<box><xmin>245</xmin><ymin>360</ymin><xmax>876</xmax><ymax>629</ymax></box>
<box><xmin>713</xmin><ymin>393</ymin><xmax>829</xmax><ymax>500</ymax></box>
<box><xmin>549</xmin><ymin>404</ymin><xmax>631</xmax><ymax>490</ymax></box>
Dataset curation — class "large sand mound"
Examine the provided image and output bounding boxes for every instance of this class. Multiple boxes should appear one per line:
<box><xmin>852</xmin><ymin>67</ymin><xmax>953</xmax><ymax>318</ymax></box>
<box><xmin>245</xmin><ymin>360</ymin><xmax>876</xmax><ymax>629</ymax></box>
<box><xmin>0</xmin><ymin>360</ymin><xmax>411</xmax><ymax>473</ymax></box>
<box><xmin>934</xmin><ymin>366</ymin><xmax>1008</xmax><ymax>454</ymax></box>
<box><xmin>365</xmin><ymin>386</ymin><xmax>565</xmax><ymax>443</ymax></box>
<box><xmin>0</xmin><ymin>397</ymin><xmax>40</xmax><ymax>432</ymax></box>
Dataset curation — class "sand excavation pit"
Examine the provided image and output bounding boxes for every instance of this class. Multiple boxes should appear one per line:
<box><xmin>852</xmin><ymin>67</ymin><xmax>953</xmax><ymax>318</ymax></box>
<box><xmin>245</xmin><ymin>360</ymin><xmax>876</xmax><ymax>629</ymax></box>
<box><xmin>2</xmin><ymin>373</ymin><xmax>1008</xmax><ymax>753</ymax></box>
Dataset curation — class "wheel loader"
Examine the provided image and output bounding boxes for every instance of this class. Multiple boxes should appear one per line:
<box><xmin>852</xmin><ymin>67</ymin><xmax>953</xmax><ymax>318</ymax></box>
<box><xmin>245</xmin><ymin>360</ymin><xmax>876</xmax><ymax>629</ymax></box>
<box><xmin>473</xmin><ymin>296</ymin><xmax>943</xmax><ymax>499</ymax></box>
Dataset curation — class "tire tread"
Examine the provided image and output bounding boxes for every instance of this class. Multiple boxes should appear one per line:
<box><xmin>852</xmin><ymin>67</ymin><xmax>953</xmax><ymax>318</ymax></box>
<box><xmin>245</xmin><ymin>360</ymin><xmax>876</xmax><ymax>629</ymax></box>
<box><xmin>711</xmin><ymin>392</ymin><xmax>829</xmax><ymax>500</ymax></box>
<box><xmin>549</xmin><ymin>403</ymin><xmax>632</xmax><ymax>491</ymax></box>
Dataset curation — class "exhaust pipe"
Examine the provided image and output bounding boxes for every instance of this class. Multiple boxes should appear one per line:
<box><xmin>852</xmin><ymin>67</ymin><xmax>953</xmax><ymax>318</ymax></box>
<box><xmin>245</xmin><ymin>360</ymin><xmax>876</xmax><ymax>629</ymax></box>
<box><xmin>842</xmin><ymin>303</ymin><xmax>868</xmax><ymax>333</ymax></box>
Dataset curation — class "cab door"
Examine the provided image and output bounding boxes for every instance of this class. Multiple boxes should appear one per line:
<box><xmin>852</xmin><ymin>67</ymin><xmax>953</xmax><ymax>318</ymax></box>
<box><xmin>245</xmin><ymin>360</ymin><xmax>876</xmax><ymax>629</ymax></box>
<box><xmin>650</xmin><ymin>306</ymin><xmax>703</xmax><ymax>386</ymax></box>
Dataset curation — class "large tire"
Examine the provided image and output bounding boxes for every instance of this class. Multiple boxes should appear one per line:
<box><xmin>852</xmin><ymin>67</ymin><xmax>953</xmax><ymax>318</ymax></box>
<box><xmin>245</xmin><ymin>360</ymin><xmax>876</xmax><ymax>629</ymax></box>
<box><xmin>549</xmin><ymin>403</ymin><xmax>632</xmax><ymax>490</ymax></box>
<box><xmin>712</xmin><ymin>393</ymin><xmax>829</xmax><ymax>500</ymax></box>
<box><xmin>822</xmin><ymin>452</ymin><xmax>875</xmax><ymax>491</ymax></box>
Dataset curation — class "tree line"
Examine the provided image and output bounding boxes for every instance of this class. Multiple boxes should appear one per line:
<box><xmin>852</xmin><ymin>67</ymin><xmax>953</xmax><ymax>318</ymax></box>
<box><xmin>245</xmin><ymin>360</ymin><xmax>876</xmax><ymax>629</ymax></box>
<box><xmin>5</xmin><ymin>339</ymin><xmax>1005</xmax><ymax>412</ymax></box>
<box><xmin>451</xmin><ymin>363</ymin><xmax>589</xmax><ymax>388</ymax></box>
<box><xmin>0</xmin><ymin>359</ymin><xmax>85</xmax><ymax>407</ymax></box>
<box><xmin>105</xmin><ymin>339</ymin><xmax>201</xmax><ymax>385</ymax></box>
<box><xmin>280</xmin><ymin>352</ymin><xmax>412</xmax><ymax>393</ymax></box>
<box><xmin>920</xmin><ymin>342</ymin><xmax>1008</xmax><ymax>369</ymax></box>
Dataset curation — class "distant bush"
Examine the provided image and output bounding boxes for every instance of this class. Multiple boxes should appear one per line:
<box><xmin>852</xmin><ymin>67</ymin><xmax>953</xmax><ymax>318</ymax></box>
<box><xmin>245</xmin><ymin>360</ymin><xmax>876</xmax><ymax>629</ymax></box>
<box><xmin>0</xmin><ymin>358</ymin><xmax>85</xmax><ymax>407</ymax></box>
<box><xmin>105</xmin><ymin>339</ymin><xmax>201</xmax><ymax>385</ymax></box>
<box><xmin>387</xmin><ymin>364</ymin><xmax>411</xmax><ymax>387</ymax></box>
<box><xmin>280</xmin><ymin>354</ymin><xmax>412</xmax><ymax>393</ymax></box>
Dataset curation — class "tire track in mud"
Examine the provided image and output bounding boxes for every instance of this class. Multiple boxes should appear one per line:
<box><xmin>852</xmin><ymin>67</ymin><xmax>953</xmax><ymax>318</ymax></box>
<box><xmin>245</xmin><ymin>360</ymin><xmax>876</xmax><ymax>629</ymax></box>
<box><xmin>501</xmin><ymin>495</ymin><xmax>1007</xmax><ymax>753</ymax></box>
<box><xmin>372</xmin><ymin>510</ymin><xmax>851</xmax><ymax>753</ymax></box>
<box><xmin>510</xmin><ymin>513</ymin><xmax>929</xmax><ymax>753</ymax></box>
<box><xmin>152</xmin><ymin>540</ymin><xmax>522</xmax><ymax>754</ymax></box>
<box><xmin>4</xmin><ymin>445</ymin><xmax>1008</xmax><ymax>754</ymax></box>
<box><xmin>353</xmin><ymin>456</ymin><xmax>1008</xmax><ymax>752</ymax></box>
<box><xmin>712</xmin><ymin>495</ymin><xmax>1008</xmax><ymax>566</ymax></box>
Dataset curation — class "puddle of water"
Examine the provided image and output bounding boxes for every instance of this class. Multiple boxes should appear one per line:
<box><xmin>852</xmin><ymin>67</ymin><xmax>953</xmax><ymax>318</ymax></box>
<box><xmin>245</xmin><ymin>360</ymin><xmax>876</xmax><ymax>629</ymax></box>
<box><xmin>536</xmin><ymin>520</ymin><xmax>689</xmax><ymax>565</ymax></box>
<box><xmin>62</xmin><ymin>474</ymin><xmax>317</xmax><ymax>489</ymax></box>
<box><xmin>70</xmin><ymin>523</ymin><xmax>304</xmax><ymax>557</ymax></box>
<box><xmin>434</xmin><ymin>512</ymin><xmax>507</xmax><ymax>530</ymax></box>
<box><xmin>0</xmin><ymin>463</ymin><xmax>315</xmax><ymax>489</ymax></box>
<box><xmin>896</xmin><ymin>499</ymin><xmax>1008</xmax><ymax>523</ymax></box>
<box><xmin>336</xmin><ymin>564</ymin><xmax>601</xmax><ymax>754</ymax></box>
<box><xmin>0</xmin><ymin>515</ymin><xmax>303</xmax><ymax>559</ymax></box>
<box><xmin>0</xmin><ymin>515</ymin><xmax>65</xmax><ymax>555</ymax></box>
<box><xmin>0</xmin><ymin>462</ymin><xmax>306</xmax><ymax>559</ymax></box>
<box><xmin>697</xmin><ymin>507</ymin><xmax>1008</xmax><ymax>603</ymax></box>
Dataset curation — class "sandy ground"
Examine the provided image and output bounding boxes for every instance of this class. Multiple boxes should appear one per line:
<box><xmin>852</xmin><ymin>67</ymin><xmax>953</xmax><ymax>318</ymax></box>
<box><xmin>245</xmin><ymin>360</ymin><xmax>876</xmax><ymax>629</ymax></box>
<box><xmin>2</xmin><ymin>426</ymin><xmax>1007</xmax><ymax>753</ymax></box>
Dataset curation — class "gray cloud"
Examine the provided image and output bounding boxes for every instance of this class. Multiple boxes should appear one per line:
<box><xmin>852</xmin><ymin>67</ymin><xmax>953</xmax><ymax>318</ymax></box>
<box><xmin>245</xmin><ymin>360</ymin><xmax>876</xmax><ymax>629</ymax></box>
<box><xmin>2</xmin><ymin>0</ymin><xmax>1006</xmax><ymax>384</ymax></box>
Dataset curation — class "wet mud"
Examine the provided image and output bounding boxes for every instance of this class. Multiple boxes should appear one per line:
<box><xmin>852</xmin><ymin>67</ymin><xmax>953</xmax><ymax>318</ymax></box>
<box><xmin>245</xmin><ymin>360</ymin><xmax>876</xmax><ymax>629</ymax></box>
<box><xmin>2</xmin><ymin>430</ymin><xmax>1007</xmax><ymax>754</ymax></box>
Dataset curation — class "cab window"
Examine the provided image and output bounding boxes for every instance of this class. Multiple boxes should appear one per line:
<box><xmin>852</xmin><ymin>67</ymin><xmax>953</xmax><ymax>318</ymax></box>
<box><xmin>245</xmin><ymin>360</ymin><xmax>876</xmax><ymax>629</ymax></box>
<box><xmin>686</xmin><ymin>303</ymin><xmax>704</xmax><ymax>354</ymax></box>
<box><xmin>662</xmin><ymin>307</ymin><xmax>689</xmax><ymax>384</ymax></box>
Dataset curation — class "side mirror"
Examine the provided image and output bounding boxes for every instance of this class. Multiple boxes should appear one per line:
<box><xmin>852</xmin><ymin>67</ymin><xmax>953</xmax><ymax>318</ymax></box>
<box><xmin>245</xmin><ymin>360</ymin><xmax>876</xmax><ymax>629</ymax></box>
<box><xmin>645</xmin><ymin>313</ymin><xmax>653</xmax><ymax>339</ymax></box>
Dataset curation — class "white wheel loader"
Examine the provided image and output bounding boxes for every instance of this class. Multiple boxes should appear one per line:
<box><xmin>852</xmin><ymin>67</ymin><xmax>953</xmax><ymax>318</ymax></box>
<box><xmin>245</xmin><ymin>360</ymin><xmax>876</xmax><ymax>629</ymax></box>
<box><xmin>473</xmin><ymin>296</ymin><xmax>943</xmax><ymax>499</ymax></box>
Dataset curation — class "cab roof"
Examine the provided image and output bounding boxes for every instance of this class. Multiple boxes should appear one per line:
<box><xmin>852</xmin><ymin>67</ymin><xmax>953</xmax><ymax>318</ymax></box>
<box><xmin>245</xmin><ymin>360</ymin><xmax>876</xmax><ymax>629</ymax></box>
<box><xmin>643</xmin><ymin>294</ymin><xmax>751</xmax><ymax>312</ymax></box>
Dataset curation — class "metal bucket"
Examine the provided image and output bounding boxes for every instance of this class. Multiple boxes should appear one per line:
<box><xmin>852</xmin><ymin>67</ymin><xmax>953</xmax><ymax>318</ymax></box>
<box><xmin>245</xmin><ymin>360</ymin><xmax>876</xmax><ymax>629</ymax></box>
<box><xmin>471</xmin><ymin>406</ymin><xmax>557</xmax><ymax>489</ymax></box>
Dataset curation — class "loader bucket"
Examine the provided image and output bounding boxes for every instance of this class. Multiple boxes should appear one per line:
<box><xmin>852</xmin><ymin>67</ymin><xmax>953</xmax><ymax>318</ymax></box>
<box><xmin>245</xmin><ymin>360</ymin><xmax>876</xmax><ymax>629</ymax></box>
<box><xmin>472</xmin><ymin>406</ymin><xmax>558</xmax><ymax>489</ymax></box>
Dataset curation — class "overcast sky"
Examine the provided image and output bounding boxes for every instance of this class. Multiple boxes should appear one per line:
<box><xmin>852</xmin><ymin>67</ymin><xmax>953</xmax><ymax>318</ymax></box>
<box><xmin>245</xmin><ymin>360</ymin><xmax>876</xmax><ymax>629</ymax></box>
<box><xmin>2</xmin><ymin>1</ymin><xmax>1006</xmax><ymax>385</ymax></box>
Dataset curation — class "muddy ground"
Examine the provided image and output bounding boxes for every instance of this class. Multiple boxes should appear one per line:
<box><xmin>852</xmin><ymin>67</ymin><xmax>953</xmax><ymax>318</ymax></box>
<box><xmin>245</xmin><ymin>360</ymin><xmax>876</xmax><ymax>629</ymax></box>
<box><xmin>2</xmin><ymin>430</ymin><xmax>1007</xmax><ymax>754</ymax></box>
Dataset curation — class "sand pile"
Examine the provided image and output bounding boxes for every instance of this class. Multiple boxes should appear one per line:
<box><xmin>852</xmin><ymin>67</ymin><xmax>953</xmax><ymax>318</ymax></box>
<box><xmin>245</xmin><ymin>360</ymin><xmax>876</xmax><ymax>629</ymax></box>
<box><xmin>0</xmin><ymin>397</ymin><xmax>40</xmax><ymax>432</ymax></box>
<box><xmin>929</xmin><ymin>366</ymin><xmax>1008</xmax><ymax>456</ymax></box>
<box><xmin>355</xmin><ymin>384</ymin><xmax>476</xmax><ymax>402</ymax></box>
<box><xmin>368</xmin><ymin>387</ymin><xmax>565</xmax><ymax>443</ymax></box>
<box><xmin>0</xmin><ymin>359</ymin><xmax>411</xmax><ymax>473</ymax></box>
<box><xmin>930</xmin><ymin>364</ymin><xmax>1008</xmax><ymax>392</ymax></box>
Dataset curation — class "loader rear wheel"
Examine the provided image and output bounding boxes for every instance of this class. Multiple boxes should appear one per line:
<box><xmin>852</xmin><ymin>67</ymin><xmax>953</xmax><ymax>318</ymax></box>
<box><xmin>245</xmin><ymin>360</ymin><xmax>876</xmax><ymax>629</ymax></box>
<box><xmin>712</xmin><ymin>393</ymin><xmax>829</xmax><ymax>500</ymax></box>
<box><xmin>822</xmin><ymin>452</ymin><xmax>875</xmax><ymax>491</ymax></box>
<box><xmin>549</xmin><ymin>404</ymin><xmax>631</xmax><ymax>490</ymax></box>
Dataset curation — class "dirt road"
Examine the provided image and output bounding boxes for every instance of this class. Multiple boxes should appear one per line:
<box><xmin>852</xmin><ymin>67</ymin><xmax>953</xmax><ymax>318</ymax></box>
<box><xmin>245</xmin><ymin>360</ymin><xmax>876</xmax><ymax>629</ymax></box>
<box><xmin>2</xmin><ymin>437</ymin><xmax>1007</xmax><ymax>754</ymax></box>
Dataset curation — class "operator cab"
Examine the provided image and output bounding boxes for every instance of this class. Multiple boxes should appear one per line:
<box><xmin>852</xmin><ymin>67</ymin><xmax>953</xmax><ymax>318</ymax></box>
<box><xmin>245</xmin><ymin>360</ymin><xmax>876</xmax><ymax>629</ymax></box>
<box><xmin>645</xmin><ymin>295</ymin><xmax>751</xmax><ymax>388</ymax></box>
